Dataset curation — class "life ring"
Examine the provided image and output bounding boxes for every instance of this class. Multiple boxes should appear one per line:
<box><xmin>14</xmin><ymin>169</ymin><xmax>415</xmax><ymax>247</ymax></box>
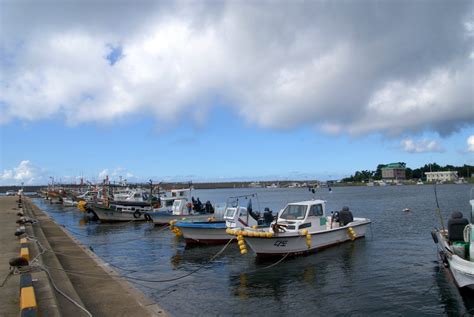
<box><xmin>133</xmin><ymin>211</ymin><xmax>142</xmax><ymax>219</ymax></box>
<box><xmin>144</xmin><ymin>213</ymin><xmax>152</xmax><ymax>222</ymax></box>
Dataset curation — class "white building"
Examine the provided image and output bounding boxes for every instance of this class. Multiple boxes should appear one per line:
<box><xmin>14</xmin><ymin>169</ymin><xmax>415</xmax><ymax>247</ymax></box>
<box><xmin>425</xmin><ymin>171</ymin><xmax>458</xmax><ymax>182</ymax></box>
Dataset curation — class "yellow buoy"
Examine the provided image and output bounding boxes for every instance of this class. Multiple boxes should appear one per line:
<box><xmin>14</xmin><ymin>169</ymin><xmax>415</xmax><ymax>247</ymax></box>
<box><xmin>77</xmin><ymin>201</ymin><xmax>87</xmax><ymax>212</ymax></box>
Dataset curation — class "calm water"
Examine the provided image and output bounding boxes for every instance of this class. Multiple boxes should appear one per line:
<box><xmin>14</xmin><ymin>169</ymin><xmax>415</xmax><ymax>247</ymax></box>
<box><xmin>33</xmin><ymin>184</ymin><xmax>474</xmax><ymax>316</ymax></box>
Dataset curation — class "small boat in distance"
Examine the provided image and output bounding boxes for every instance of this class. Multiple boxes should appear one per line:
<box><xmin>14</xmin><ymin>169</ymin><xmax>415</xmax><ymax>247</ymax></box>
<box><xmin>5</xmin><ymin>190</ymin><xmax>16</xmax><ymax>196</ymax></box>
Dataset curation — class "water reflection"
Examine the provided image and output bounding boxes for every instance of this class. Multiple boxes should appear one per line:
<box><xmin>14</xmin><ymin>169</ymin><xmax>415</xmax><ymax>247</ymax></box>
<box><xmin>434</xmin><ymin>262</ymin><xmax>474</xmax><ymax>316</ymax></box>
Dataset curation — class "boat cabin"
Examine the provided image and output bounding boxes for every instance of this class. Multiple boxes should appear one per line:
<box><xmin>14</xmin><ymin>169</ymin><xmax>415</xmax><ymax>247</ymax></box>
<box><xmin>171</xmin><ymin>199</ymin><xmax>189</xmax><ymax>215</ymax></box>
<box><xmin>224</xmin><ymin>206</ymin><xmax>259</xmax><ymax>229</ymax></box>
<box><xmin>170</xmin><ymin>189</ymin><xmax>190</xmax><ymax>198</ymax></box>
<box><xmin>77</xmin><ymin>190</ymin><xmax>99</xmax><ymax>201</ymax></box>
<box><xmin>273</xmin><ymin>200</ymin><xmax>328</xmax><ymax>233</ymax></box>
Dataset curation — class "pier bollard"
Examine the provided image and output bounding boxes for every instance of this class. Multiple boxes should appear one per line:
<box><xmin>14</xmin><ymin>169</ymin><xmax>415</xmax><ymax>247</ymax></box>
<box><xmin>20</xmin><ymin>238</ymin><xmax>30</xmax><ymax>261</ymax></box>
<box><xmin>18</xmin><ymin>237</ymin><xmax>37</xmax><ymax>317</ymax></box>
<box><xmin>20</xmin><ymin>273</ymin><xmax>37</xmax><ymax>317</ymax></box>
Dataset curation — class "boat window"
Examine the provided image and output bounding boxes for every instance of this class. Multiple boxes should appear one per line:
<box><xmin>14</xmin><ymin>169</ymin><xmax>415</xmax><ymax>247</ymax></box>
<box><xmin>308</xmin><ymin>204</ymin><xmax>323</xmax><ymax>217</ymax></box>
<box><xmin>239</xmin><ymin>208</ymin><xmax>247</xmax><ymax>217</ymax></box>
<box><xmin>134</xmin><ymin>193</ymin><xmax>141</xmax><ymax>198</ymax></box>
<box><xmin>280</xmin><ymin>205</ymin><xmax>307</xmax><ymax>220</ymax></box>
<box><xmin>224</xmin><ymin>208</ymin><xmax>236</xmax><ymax>219</ymax></box>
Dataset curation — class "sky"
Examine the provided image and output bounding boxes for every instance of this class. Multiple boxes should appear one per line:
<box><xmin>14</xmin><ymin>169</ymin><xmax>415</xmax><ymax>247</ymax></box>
<box><xmin>0</xmin><ymin>0</ymin><xmax>473</xmax><ymax>185</ymax></box>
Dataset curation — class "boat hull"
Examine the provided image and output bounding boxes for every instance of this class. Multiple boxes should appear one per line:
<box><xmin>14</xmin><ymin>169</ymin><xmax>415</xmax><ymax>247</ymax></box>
<box><xmin>89</xmin><ymin>205</ymin><xmax>147</xmax><ymax>222</ymax></box>
<box><xmin>434</xmin><ymin>230</ymin><xmax>474</xmax><ymax>289</ymax></box>
<box><xmin>244</xmin><ymin>220</ymin><xmax>370</xmax><ymax>257</ymax></box>
<box><xmin>146</xmin><ymin>212</ymin><xmax>211</xmax><ymax>225</ymax></box>
<box><xmin>176</xmin><ymin>223</ymin><xmax>232</xmax><ymax>245</ymax></box>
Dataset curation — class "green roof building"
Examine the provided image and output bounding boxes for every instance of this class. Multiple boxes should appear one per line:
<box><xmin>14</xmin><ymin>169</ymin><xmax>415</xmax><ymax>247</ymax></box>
<box><xmin>381</xmin><ymin>163</ymin><xmax>406</xmax><ymax>180</ymax></box>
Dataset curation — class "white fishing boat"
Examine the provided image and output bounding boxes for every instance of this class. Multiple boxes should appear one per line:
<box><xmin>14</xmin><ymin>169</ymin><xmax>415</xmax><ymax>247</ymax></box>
<box><xmin>175</xmin><ymin>202</ymin><xmax>274</xmax><ymax>245</ymax></box>
<box><xmin>5</xmin><ymin>190</ymin><xmax>16</xmax><ymax>196</ymax></box>
<box><xmin>432</xmin><ymin>192</ymin><xmax>474</xmax><ymax>289</ymax></box>
<box><xmin>144</xmin><ymin>198</ymin><xmax>214</xmax><ymax>225</ymax></box>
<box><xmin>76</xmin><ymin>190</ymin><xmax>99</xmax><ymax>202</ymax></box>
<box><xmin>229</xmin><ymin>200</ymin><xmax>371</xmax><ymax>257</ymax></box>
<box><xmin>86</xmin><ymin>202</ymin><xmax>152</xmax><ymax>222</ymax></box>
<box><xmin>62</xmin><ymin>197</ymin><xmax>78</xmax><ymax>207</ymax></box>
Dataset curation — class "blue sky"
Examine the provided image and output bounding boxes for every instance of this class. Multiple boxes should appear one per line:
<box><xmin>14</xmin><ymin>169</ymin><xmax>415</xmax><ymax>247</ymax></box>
<box><xmin>0</xmin><ymin>1</ymin><xmax>473</xmax><ymax>185</ymax></box>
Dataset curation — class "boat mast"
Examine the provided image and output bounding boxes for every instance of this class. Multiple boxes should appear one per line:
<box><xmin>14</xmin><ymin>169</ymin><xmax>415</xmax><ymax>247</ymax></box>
<box><xmin>149</xmin><ymin>179</ymin><xmax>153</xmax><ymax>209</ymax></box>
<box><xmin>430</xmin><ymin>163</ymin><xmax>445</xmax><ymax>231</ymax></box>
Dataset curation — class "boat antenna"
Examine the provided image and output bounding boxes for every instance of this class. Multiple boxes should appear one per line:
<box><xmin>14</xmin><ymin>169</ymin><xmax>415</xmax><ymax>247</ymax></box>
<box><xmin>430</xmin><ymin>163</ymin><xmax>445</xmax><ymax>231</ymax></box>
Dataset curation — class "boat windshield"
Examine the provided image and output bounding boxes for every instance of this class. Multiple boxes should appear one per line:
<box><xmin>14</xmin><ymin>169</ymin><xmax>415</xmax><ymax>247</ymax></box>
<box><xmin>224</xmin><ymin>208</ymin><xmax>237</xmax><ymax>219</ymax></box>
<box><xmin>280</xmin><ymin>205</ymin><xmax>307</xmax><ymax>220</ymax></box>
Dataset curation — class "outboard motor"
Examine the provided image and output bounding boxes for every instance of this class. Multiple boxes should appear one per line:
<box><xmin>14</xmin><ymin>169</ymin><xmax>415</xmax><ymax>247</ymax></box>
<box><xmin>447</xmin><ymin>211</ymin><xmax>469</xmax><ymax>242</ymax></box>
<box><xmin>205</xmin><ymin>201</ymin><xmax>214</xmax><ymax>214</ymax></box>
<box><xmin>263</xmin><ymin>208</ymin><xmax>274</xmax><ymax>224</ymax></box>
<box><xmin>338</xmin><ymin>206</ymin><xmax>354</xmax><ymax>226</ymax></box>
<box><xmin>194</xmin><ymin>198</ymin><xmax>204</xmax><ymax>213</ymax></box>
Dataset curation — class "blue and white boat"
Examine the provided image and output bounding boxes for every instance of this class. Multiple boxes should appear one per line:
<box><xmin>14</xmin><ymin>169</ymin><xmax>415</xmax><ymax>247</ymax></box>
<box><xmin>175</xmin><ymin>198</ymin><xmax>274</xmax><ymax>245</ymax></box>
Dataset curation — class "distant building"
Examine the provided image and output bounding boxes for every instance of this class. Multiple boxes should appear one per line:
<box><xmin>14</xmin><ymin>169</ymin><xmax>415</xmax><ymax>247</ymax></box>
<box><xmin>425</xmin><ymin>171</ymin><xmax>458</xmax><ymax>182</ymax></box>
<box><xmin>381</xmin><ymin>163</ymin><xmax>406</xmax><ymax>180</ymax></box>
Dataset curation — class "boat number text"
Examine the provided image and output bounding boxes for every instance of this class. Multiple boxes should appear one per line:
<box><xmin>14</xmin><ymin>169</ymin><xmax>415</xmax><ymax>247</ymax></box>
<box><xmin>274</xmin><ymin>240</ymin><xmax>288</xmax><ymax>247</ymax></box>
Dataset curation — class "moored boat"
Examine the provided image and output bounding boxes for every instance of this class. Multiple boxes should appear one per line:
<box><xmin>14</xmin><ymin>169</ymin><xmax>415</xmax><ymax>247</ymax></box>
<box><xmin>229</xmin><ymin>200</ymin><xmax>371</xmax><ymax>257</ymax></box>
<box><xmin>432</xmin><ymin>192</ymin><xmax>474</xmax><ymax>289</ymax></box>
<box><xmin>144</xmin><ymin>197</ymin><xmax>216</xmax><ymax>225</ymax></box>
<box><xmin>87</xmin><ymin>203</ymin><xmax>151</xmax><ymax>222</ymax></box>
<box><xmin>175</xmin><ymin>203</ymin><xmax>274</xmax><ymax>245</ymax></box>
<box><xmin>62</xmin><ymin>197</ymin><xmax>78</xmax><ymax>207</ymax></box>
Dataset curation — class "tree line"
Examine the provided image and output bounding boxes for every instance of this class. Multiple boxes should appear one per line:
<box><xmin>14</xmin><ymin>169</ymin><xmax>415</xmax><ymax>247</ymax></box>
<box><xmin>342</xmin><ymin>163</ymin><xmax>473</xmax><ymax>182</ymax></box>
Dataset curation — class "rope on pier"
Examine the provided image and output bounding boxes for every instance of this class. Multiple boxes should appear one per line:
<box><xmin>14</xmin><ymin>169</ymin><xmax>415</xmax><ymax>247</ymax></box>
<box><xmin>36</xmin><ymin>237</ymin><xmax>236</xmax><ymax>284</ymax></box>
<box><xmin>59</xmin><ymin>223</ymin><xmax>169</xmax><ymax>246</ymax></box>
<box><xmin>19</xmin><ymin>198</ymin><xmax>93</xmax><ymax>317</ymax></box>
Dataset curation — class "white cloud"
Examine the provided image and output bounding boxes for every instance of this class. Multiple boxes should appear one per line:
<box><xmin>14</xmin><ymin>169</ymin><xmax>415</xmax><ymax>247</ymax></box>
<box><xmin>97</xmin><ymin>167</ymin><xmax>135</xmax><ymax>182</ymax></box>
<box><xmin>0</xmin><ymin>160</ymin><xmax>45</xmax><ymax>185</ymax></box>
<box><xmin>468</xmin><ymin>135</ymin><xmax>474</xmax><ymax>152</ymax></box>
<box><xmin>97</xmin><ymin>169</ymin><xmax>109</xmax><ymax>180</ymax></box>
<box><xmin>401</xmin><ymin>138</ymin><xmax>445</xmax><ymax>153</ymax></box>
<box><xmin>1</xmin><ymin>1</ymin><xmax>473</xmax><ymax>136</ymax></box>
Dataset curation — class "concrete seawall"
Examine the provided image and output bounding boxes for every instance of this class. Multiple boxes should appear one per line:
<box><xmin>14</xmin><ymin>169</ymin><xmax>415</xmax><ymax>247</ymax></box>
<box><xmin>0</xmin><ymin>196</ymin><xmax>168</xmax><ymax>317</ymax></box>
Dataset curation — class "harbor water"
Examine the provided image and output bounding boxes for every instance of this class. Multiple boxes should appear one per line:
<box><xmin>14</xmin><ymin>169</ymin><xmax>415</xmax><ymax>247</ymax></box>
<box><xmin>33</xmin><ymin>184</ymin><xmax>473</xmax><ymax>316</ymax></box>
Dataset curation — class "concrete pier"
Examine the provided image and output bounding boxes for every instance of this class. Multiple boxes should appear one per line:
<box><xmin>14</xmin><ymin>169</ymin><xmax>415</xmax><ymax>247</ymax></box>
<box><xmin>0</xmin><ymin>196</ymin><xmax>168</xmax><ymax>317</ymax></box>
